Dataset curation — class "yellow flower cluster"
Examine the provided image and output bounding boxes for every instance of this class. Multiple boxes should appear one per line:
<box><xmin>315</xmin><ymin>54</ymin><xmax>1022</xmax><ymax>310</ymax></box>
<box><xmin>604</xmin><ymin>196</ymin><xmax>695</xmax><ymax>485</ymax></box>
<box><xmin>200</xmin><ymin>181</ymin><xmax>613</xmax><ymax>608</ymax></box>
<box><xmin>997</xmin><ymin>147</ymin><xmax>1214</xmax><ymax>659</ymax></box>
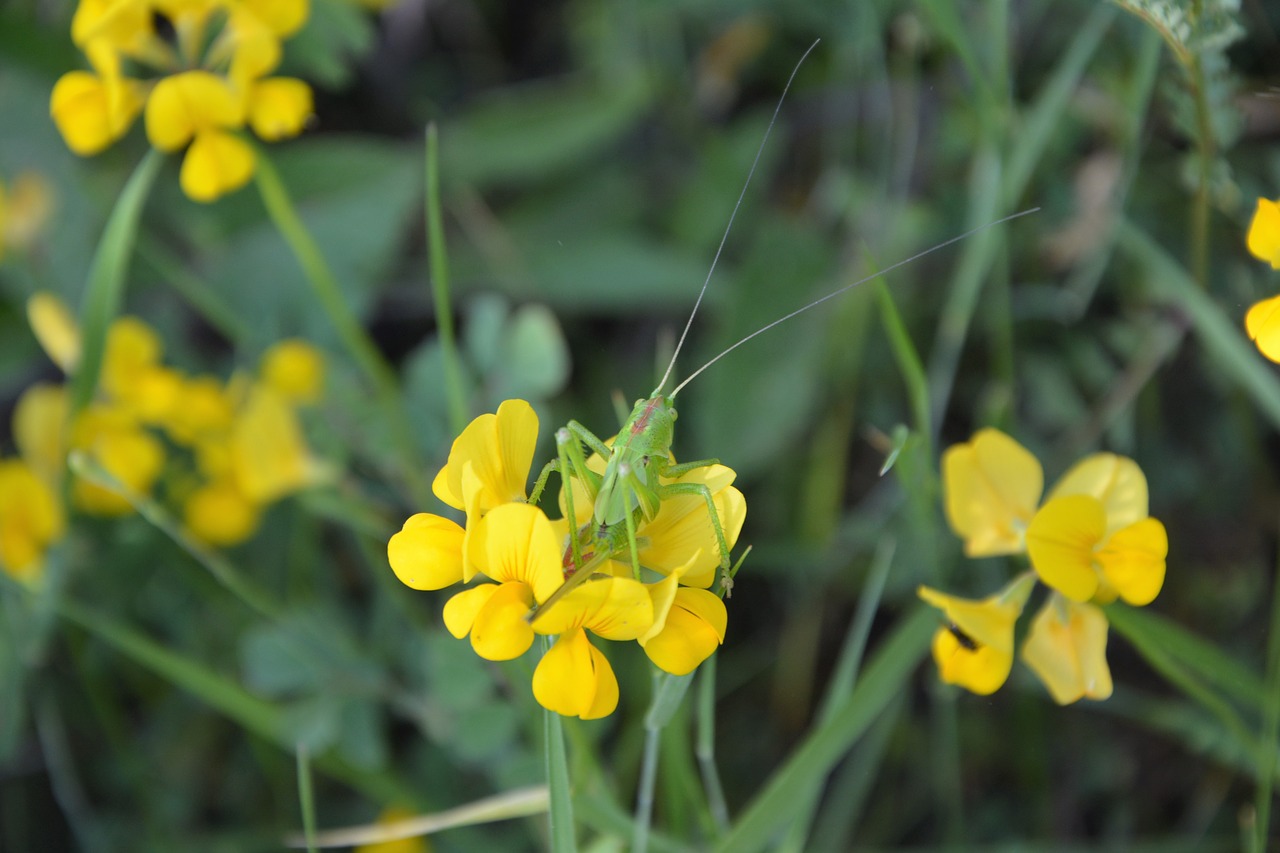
<box><xmin>387</xmin><ymin>400</ymin><xmax>745</xmax><ymax>719</ymax></box>
<box><xmin>1245</xmin><ymin>197</ymin><xmax>1280</xmax><ymax>362</ymax></box>
<box><xmin>919</xmin><ymin>428</ymin><xmax>1169</xmax><ymax>704</ymax></box>
<box><xmin>6</xmin><ymin>293</ymin><xmax>327</xmax><ymax>580</ymax></box>
<box><xmin>51</xmin><ymin>0</ymin><xmax>314</xmax><ymax>201</ymax></box>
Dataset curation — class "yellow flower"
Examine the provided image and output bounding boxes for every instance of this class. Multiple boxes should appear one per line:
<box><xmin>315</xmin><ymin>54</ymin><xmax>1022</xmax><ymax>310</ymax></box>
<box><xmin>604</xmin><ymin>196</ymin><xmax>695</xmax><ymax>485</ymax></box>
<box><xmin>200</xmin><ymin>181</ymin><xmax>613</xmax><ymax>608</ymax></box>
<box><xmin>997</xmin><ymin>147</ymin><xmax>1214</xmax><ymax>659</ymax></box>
<box><xmin>387</xmin><ymin>513</ymin><xmax>465</xmax><ymax>590</ymax></box>
<box><xmin>1245</xmin><ymin>294</ymin><xmax>1280</xmax><ymax>364</ymax></box>
<box><xmin>27</xmin><ymin>292</ymin><xmax>81</xmax><ymax>373</ymax></box>
<box><xmin>259</xmin><ymin>338</ymin><xmax>324</xmax><ymax>404</ymax></box>
<box><xmin>639</xmin><ymin>569</ymin><xmax>727</xmax><ymax>676</ymax></box>
<box><xmin>942</xmin><ymin>428</ymin><xmax>1043</xmax><ymax>556</ymax></box>
<box><xmin>13</xmin><ymin>384</ymin><xmax>70</xmax><ymax>488</ymax></box>
<box><xmin>0</xmin><ymin>172</ymin><xmax>55</xmax><ymax>259</ymax></box>
<box><xmin>1247</xmin><ymin>197</ymin><xmax>1280</xmax><ymax>269</ymax></box>
<box><xmin>184</xmin><ymin>478</ymin><xmax>262</xmax><ymax>546</ymax></box>
<box><xmin>71</xmin><ymin>407</ymin><xmax>166</xmax><ymax>515</ymax></box>
<box><xmin>1021</xmin><ymin>594</ymin><xmax>1113</xmax><ymax>704</ymax></box>
<box><xmin>433</xmin><ymin>399</ymin><xmax>539</xmax><ymax>515</ymax></box>
<box><xmin>54</xmin><ymin>0</ymin><xmax>314</xmax><ymax>202</ymax></box>
<box><xmin>918</xmin><ymin>574</ymin><xmax>1035</xmax><ymax>696</ymax></box>
<box><xmin>0</xmin><ymin>459</ymin><xmax>65</xmax><ymax>583</ymax></box>
<box><xmin>230</xmin><ymin>384</ymin><xmax>325</xmax><ymax>502</ymax></box>
<box><xmin>1025</xmin><ymin>494</ymin><xmax>1167</xmax><ymax>605</ymax></box>
<box><xmin>441</xmin><ymin>503</ymin><xmax>563</xmax><ymax>660</ymax></box>
<box><xmin>529</xmin><ymin>571</ymin><xmax>652</xmax><ymax>719</ymax></box>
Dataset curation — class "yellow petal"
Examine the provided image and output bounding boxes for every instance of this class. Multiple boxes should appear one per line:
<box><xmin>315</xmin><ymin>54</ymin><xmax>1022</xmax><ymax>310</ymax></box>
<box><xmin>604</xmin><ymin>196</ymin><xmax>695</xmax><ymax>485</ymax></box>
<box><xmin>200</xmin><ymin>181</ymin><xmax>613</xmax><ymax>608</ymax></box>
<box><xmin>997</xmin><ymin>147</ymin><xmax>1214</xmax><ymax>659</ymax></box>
<box><xmin>13</xmin><ymin>383</ymin><xmax>69</xmax><ymax>487</ymax></box>
<box><xmin>72</xmin><ymin>423</ymin><xmax>165</xmax><ymax>515</ymax></box>
<box><xmin>441</xmin><ymin>584</ymin><xmax>497</xmax><ymax>639</ymax></box>
<box><xmin>1096</xmin><ymin>517</ymin><xmax>1167</xmax><ymax>606</ymax></box>
<box><xmin>50</xmin><ymin>70</ymin><xmax>141</xmax><ymax>155</ymax></box>
<box><xmin>917</xmin><ymin>573</ymin><xmax>1033</xmax><ymax>654</ymax></box>
<box><xmin>259</xmin><ymin>339</ymin><xmax>324</xmax><ymax>404</ymax></box>
<box><xmin>353</xmin><ymin>806</ymin><xmax>429</xmax><ymax>853</ymax></box>
<box><xmin>180</xmin><ymin>129</ymin><xmax>256</xmax><ymax>202</ymax></box>
<box><xmin>928</xmin><ymin>626</ymin><xmax>1012</xmax><ymax>695</ymax></box>
<box><xmin>1021</xmin><ymin>595</ymin><xmax>1113</xmax><ymax>704</ymax></box>
<box><xmin>469</xmin><ymin>581</ymin><xmax>535</xmax><ymax>660</ymax></box>
<box><xmin>387</xmin><ymin>513</ymin><xmax>465</xmax><ymax>591</ymax></box>
<box><xmin>1025</xmin><ymin>494</ymin><xmax>1105</xmax><ymax>602</ymax></box>
<box><xmin>184</xmin><ymin>479</ymin><xmax>262</xmax><ymax>546</ymax></box>
<box><xmin>639</xmin><ymin>588</ymin><xmax>726</xmax><ymax>676</ymax></box>
<box><xmin>636</xmin><ymin>467</ymin><xmax>745</xmax><ymax>589</ymax></box>
<box><xmin>532</xmin><ymin>628</ymin><xmax>618</xmax><ymax>719</ymax></box>
<box><xmin>1048</xmin><ymin>453</ymin><xmax>1148</xmax><ymax>535</ymax></box>
<box><xmin>27</xmin><ymin>292</ymin><xmax>81</xmax><ymax>373</ymax></box>
<box><xmin>1245</xmin><ymin>294</ymin><xmax>1280</xmax><ymax>364</ymax></box>
<box><xmin>942</xmin><ymin>428</ymin><xmax>1043</xmax><ymax>556</ymax></box>
<box><xmin>101</xmin><ymin>315</ymin><xmax>162</xmax><ymax>399</ymax></box>
<box><xmin>231</xmin><ymin>386</ymin><xmax>318</xmax><ymax>502</ymax></box>
<box><xmin>238</xmin><ymin>0</ymin><xmax>310</xmax><ymax>37</ymax></box>
<box><xmin>146</xmin><ymin>71</ymin><xmax>244</xmax><ymax>151</ymax></box>
<box><xmin>533</xmin><ymin>576</ymin><xmax>653</xmax><ymax>640</ymax></box>
<box><xmin>466</xmin><ymin>502</ymin><xmax>563</xmax><ymax>602</ymax></box>
<box><xmin>164</xmin><ymin>375</ymin><xmax>235</xmax><ymax>445</ymax></box>
<box><xmin>1247</xmin><ymin>197</ymin><xmax>1280</xmax><ymax>268</ymax></box>
<box><xmin>0</xmin><ymin>458</ymin><xmax>65</xmax><ymax>582</ymax></box>
<box><xmin>439</xmin><ymin>400</ymin><xmax>538</xmax><ymax>514</ymax></box>
<box><xmin>247</xmin><ymin>77</ymin><xmax>312</xmax><ymax>141</ymax></box>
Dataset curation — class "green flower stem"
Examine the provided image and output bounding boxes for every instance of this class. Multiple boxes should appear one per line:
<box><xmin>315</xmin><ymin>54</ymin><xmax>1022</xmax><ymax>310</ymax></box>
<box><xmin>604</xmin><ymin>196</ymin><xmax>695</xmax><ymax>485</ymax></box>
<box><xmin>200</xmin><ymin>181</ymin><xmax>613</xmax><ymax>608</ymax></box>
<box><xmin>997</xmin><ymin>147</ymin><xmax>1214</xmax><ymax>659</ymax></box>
<box><xmin>253</xmin><ymin>151</ymin><xmax>432</xmax><ymax>508</ymax></box>
<box><xmin>295</xmin><ymin>744</ymin><xmax>318</xmax><ymax>853</ymax></box>
<box><xmin>1253</xmin><ymin>539</ymin><xmax>1280</xmax><ymax>852</ymax></box>
<box><xmin>543</xmin><ymin>637</ymin><xmax>577</xmax><ymax>852</ymax></box>
<box><xmin>1188</xmin><ymin>52</ymin><xmax>1215</xmax><ymax>291</ymax></box>
<box><xmin>71</xmin><ymin>150</ymin><xmax>164</xmax><ymax>417</ymax></box>
<box><xmin>633</xmin><ymin>723</ymin><xmax>660</xmax><ymax>853</ymax></box>
<box><xmin>426</xmin><ymin>123</ymin><xmax>470</xmax><ymax>437</ymax></box>
<box><xmin>695</xmin><ymin>657</ymin><xmax>730</xmax><ymax>834</ymax></box>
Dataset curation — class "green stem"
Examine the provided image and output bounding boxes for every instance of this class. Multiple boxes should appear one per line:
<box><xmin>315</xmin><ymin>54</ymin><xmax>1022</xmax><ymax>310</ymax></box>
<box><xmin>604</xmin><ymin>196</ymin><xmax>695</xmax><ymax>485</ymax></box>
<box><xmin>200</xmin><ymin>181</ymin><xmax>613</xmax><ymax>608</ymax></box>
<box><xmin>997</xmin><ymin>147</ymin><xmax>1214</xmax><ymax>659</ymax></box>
<box><xmin>543</xmin><ymin>638</ymin><xmax>577</xmax><ymax>852</ymax></box>
<box><xmin>1188</xmin><ymin>52</ymin><xmax>1215</xmax><ymax>290</ymax></box>
<box><xmin>633</xmin><ymin>723</ymin><xmax>660</xmax><ymax>853</ymax></box>
<box><xmin>696</xmin><ymin>657</ymin><xmax>730</xmax><ymax>834</ymax></box>
<box><xmin>253</xmin><ymin>151</ymin><xmax>432</xmax><ymax>507</ymax></box>
<box><xmin>425</xmin><ymin>123</ymin><xmax>470</xmax><ymax>436</ymax></box>
<box><xmin>71</xmin><ymin>150</ymin><xmax>164</xmax><ymax>417</ymax></box>
<box><xmin>137</xmin><ymin>235</ymin><xmax>250</xmax><ymax>344</ymax></box>
<box><xmin>296</xmin><ymin>744</ymin><xmax>319</xmax><ymax>853</ymax></box>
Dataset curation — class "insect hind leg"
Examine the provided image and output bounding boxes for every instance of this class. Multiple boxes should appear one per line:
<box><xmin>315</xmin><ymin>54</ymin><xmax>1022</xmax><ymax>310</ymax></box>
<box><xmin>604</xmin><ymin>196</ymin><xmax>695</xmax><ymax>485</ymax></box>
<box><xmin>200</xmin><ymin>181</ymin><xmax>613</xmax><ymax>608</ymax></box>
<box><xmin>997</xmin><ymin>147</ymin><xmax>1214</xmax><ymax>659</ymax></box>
<box><xmin>656</xmin><ymin>480</ymin><xmax>735</xmax><ymax>596</ymax></box>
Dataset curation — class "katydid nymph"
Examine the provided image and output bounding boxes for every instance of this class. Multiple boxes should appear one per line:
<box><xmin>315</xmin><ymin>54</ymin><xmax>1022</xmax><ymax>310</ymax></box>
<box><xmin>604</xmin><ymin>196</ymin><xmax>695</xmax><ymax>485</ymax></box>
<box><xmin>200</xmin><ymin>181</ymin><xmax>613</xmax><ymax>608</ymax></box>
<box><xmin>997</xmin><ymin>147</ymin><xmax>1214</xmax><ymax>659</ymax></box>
<box><xmin>526</xmin><ymin>41</ymin><xmax>1037</xmax><ymax>621</ymax></box>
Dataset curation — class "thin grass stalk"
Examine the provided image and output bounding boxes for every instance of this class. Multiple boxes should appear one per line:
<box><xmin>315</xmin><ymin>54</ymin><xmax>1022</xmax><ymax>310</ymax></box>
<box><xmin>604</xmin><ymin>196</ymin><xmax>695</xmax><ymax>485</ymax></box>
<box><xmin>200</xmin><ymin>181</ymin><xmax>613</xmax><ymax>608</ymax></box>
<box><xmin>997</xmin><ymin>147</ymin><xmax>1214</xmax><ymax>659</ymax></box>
<box><xmin>633</xmin><ymin>723</ymin><xmax>660</xmax><ymax>853</ymax></box>
<box><xmin>425</xmin><ymin>123</ymin><xmax>470</xmax><ymax>436</ymax></box>
<box><xmin>695</xmin><ymin>656</ymin><xmax>730</xmax><ymax>834</ymax></box>
<box><xmin>252</xmin><ymin>151</ymin><xmax>432</xmax><ymax>506</ymax></box>
<box><xmin>137</xmin><ymin>236</ymin><xmax>250</xmax><ymax>344</ymax></box>
<box><xmin>70</xmin><ymin>150</ymin><xmax>163</xmax><ymax>416</ymax></box>
<box><xmin>296</xmin><ymin>744</ymin><xmax>319</xmax><ymax>853</ymax></box>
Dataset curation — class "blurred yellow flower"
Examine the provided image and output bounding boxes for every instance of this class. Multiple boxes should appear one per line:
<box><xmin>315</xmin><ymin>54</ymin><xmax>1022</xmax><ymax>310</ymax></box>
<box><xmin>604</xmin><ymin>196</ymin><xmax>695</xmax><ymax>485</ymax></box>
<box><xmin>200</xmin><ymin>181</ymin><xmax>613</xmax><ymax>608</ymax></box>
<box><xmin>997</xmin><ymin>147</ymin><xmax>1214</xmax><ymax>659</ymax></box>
<box><xmin>918</xmin><ymin>574</ymin><xmax>1035</xmax><ymax>696</ymax></box>
<box><xmin>260</xmin><ymin>338</ymin><xmax>325</xmax><ymax>404</ymax></box>
<box><xmin>0</xmin><ymin>459</ymin><xmax>65</xmax><ymax>583</ymax></box>
<box><xmin>1247</xmin><ymin>197</ymin><xmax>1280</xmax><ymax>269</ymax></box>
<box><xmin>183</xmin><ymin>478</ymin><xmax>262</xmax><ymax>546</ymax></box>
<box><xmin>1021</xmin><ymin>594</ymin><xmax>1113</xmax><ymax>704</ymax></box>
<box><xmin>27</xmin><ymin>292</ymin><xmax>82</xmax><ymax>373</ymax></box>
<box><xmin>52</xmin><ymin>0</ymin><xmax>315</xmax><ymax>202</ymax></box>
<box><xmin>640</xmin><ymin>569</ymin><xmax>726</xmax><ymax>676</ymax></box>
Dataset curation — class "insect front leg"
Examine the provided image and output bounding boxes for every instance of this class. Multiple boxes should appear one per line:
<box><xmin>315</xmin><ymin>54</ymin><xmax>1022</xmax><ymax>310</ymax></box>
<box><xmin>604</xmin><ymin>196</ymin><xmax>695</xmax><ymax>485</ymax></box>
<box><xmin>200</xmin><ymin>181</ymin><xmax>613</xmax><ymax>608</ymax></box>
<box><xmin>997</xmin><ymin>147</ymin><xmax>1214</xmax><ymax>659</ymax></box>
<box><xmin>656</xmin><ymin>480</ymin><xmax>735</xmax><ymax>596</ymax></box>
<box><xmin>527</xmin><ymin>459</ymin><xmax>560</xmax><ymax>506</ymax></box>
<box><xmin>662</xmin><ymin>457</ymin><xmax>721</xmax><ymax>478</ymax></box>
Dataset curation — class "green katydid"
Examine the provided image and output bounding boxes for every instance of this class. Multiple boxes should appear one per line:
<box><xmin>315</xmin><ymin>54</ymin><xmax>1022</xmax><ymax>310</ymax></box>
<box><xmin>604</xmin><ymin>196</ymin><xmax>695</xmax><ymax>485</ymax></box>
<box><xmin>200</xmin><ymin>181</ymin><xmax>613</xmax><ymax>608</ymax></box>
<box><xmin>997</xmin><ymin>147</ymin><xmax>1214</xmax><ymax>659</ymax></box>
<box><xmin>526</xmin><ymin>42</ymin><xmax>1036</xmax><ymax>620</ymax></box>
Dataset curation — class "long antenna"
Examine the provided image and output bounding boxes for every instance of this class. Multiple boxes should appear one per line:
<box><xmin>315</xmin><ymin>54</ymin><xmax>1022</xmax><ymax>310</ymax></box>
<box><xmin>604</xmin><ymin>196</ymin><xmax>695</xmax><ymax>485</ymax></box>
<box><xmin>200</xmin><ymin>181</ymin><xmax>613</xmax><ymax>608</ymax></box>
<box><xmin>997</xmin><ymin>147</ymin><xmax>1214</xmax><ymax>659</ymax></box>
<box><xmin>669</xmin><ymin>207</ymin><xmax>1040</xmax><ymax>399</ymax></box>
<box><xmin>651</xmin><ymin>38</ymin><xmax>821</xmax><ymax>398</ymax></box>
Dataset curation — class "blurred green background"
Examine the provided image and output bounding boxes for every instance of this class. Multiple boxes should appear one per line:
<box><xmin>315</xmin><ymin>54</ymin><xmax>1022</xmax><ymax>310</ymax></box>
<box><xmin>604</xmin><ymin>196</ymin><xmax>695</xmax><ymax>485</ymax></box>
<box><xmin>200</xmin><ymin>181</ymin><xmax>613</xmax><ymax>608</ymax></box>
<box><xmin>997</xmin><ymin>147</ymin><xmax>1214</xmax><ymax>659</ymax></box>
<box><xmin>2</xmin><ymin>0</ymin><xmax>1280</xmax><ymax>849</ymax></box>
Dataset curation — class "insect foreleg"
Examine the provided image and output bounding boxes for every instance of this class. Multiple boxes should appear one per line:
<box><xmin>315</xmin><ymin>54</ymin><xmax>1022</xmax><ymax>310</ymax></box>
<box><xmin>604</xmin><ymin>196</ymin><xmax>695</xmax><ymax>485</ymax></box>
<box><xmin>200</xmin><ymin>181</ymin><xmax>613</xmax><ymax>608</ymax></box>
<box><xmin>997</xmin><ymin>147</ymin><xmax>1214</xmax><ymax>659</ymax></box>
<box><xmin>662</xmin><ymin>457</ymin><xmax>722</xmax><ymax>479</ymax></box>
<box><xmin>656</xmin><ymin>480</ymin><xmax>734</xmax><ymax>595</ymax></box>
<box><xmin>566</xmin><ymin>420</ymin><xmax>612</xmax><ymax>460</ymax></box>
<box><xmin>527</xmin><ymin>459</ymin><xmax>560</xmax><ymax>506</ymax></box>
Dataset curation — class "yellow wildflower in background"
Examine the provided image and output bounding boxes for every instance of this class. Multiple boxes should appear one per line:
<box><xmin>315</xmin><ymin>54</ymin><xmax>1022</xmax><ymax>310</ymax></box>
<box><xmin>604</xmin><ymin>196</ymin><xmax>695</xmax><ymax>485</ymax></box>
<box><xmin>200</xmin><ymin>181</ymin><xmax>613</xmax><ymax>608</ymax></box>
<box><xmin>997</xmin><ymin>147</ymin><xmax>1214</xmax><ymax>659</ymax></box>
<box><xmin>51</xmin><ymin>0</ymin><xmax>314</xmax><ymax>201</ymax></box>
<box><xmin>354</xmin><ymin>807</ymin><xmax>430</xmax><ymax>853</ymax></box>
<box><xmin>0</xmin><ymin>171</ymin><xmax>55</xmax><ymax>261</ymax></box>
<box><xmin>918</xmin><ymin>575</ymin><xmax>1035</xmax><ymax>696</ymax></box>
<box><xmin>0</xmin><ymin>459</ymin><xmax>65</xmax><ymax>583</ymax></box>
<box><xmin>931</xmin><ymin>427</ymin><xmax>1169</xmax><ymax>704</ymax></box>
<box><xmin>1245</xmin><ymin>197</ymin><xmax>1280</xmax><ymax>362</ymax></box>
